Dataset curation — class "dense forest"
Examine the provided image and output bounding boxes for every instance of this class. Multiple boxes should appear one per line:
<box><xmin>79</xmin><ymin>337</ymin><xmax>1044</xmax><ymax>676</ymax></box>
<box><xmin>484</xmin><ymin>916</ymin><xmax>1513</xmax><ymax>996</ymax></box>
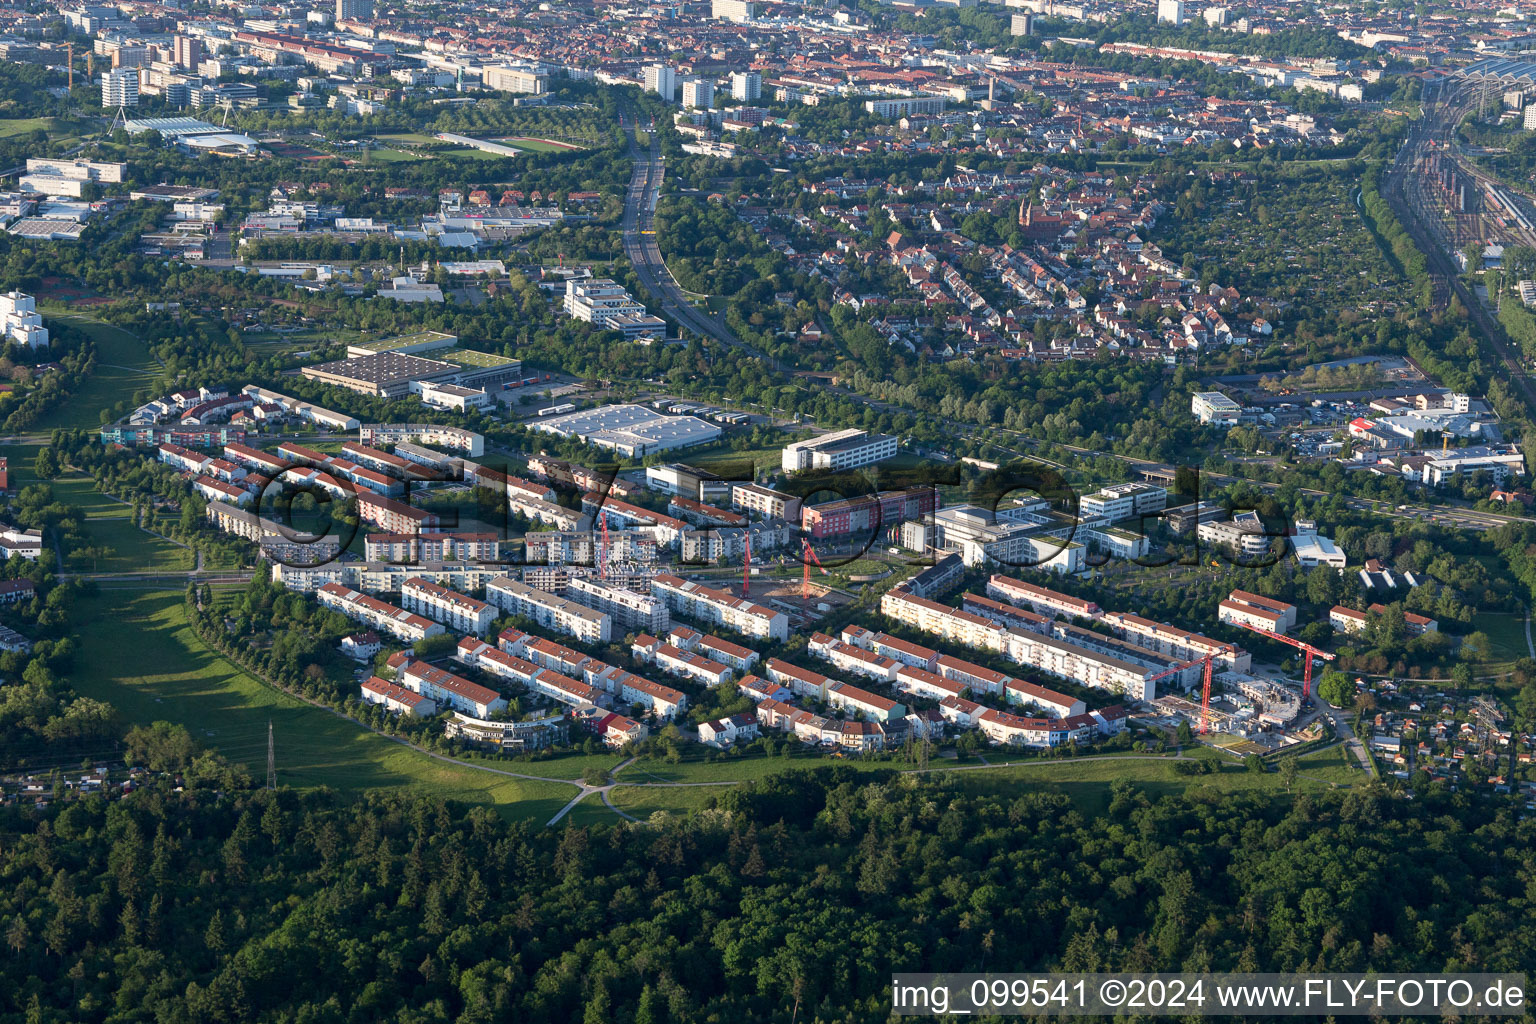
<box><xmin>1</xmin><ymin>771</ymin><xmax>1531</xmax><ymax>1023</ymax></box>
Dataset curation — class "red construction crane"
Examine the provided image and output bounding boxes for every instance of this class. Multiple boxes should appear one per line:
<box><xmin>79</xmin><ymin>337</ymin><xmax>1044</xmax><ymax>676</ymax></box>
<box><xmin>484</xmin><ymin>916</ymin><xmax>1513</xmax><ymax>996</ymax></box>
<box><xmin>801</xmin><ymin>538</ymin><xmax>828</xmax><ymax>605</ymax></box>
<box><xmin>1235</xmin><ymin>622</ymin><xmax>1334</xmax><ymax>703</ymax></box>
<box><xmin>1145</xmin><ymin>654</ymin><xmax>1217</xmax><ymax>735</ymax></box>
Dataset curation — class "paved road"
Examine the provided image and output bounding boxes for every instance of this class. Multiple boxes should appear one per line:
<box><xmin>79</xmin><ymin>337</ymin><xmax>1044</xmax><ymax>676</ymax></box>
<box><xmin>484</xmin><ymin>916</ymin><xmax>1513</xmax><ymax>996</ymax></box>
<box><xmin>618</xmin><ymin>111</ymin><xmax>779</xmax><ymax>369</ymax></box>
<box><xmin>1322</xmin><ymin>708</ymin><xmax>1375</xmax><ymax>775</ymax></box>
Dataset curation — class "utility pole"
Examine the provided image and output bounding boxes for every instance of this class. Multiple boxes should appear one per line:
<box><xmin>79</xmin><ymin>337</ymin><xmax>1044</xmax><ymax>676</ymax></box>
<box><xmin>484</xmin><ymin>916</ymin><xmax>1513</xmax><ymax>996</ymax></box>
<box><xmin>266</xmin><ymin>720</ymin><xmax>276</xmax><ymax>790</ymax></box>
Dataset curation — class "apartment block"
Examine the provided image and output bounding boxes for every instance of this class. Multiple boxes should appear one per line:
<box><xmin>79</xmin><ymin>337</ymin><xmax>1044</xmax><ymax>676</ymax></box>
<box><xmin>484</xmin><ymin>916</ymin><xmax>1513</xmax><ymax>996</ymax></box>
<box><xmin>566</xmin><ymin>576</ymin><xmax>670</xmax><ymax>633</ymax></box>
<box><xmin>696</xmin><ymin>633</ymin><xmax>758</xmax><ymax>672</ymax></box>
<box><xmin>485</xmin><ymin>576</ymin><xmax>611</xmax><ymax>643</ymax></box>
<box><xmin>1218</xmin><ymin>590</ymin><xmax>1297</xmax><ymax>635</ymax></box>
<box><xmin>360</xmin><ymin>676</ymin><xmax>436</xmax><ymax>717</ymax></box>
<box><xmin>809</xmin><ymin>633</ymin><xmax>900</xmax><ymax>682</ymax></box>
<box><xmin>1002</xmin><ymin>628</ymin><xmax>1159</xmax><ymax>701</ymax></box>
<box><xmin>651</xmin><ymin>574</ymin><xmax>788</xmax><ymax>641</ymax></box>
<box><xmin>399</xmin><ymin>659</ymin><xmax>506</xmax><ymax>718</ymax></box>
<box><xmin>634</xmin><ymin>636</ymin><xmax>732</xmax><ymax>687</ymax></box>
<box><xmin>825</xmin><ymin>681</ymin><xmax>904</xmax><ymax>722</ymax></box>
<box><xmin>880</xmin><ymin>588</ymin><xmax>1008</xmax><ymax>652</ymax></box>
<box><xmin>985</xmin><ymin>575</ymin><xmax>1101</xmax><ymax>620</ymax></box>
<box><xmin>365</xmin><ymin>532</ymin><xmax>504</xmax><ymax>563</ymax></box>
<box><xmin>316</xmin><ymin>583</ymin><xmax>443</xmax><ymax>643</ymax></box>
<box><xmin>356</xmin><ymin>491</ymin><xmax>438</xmax><ymax>533</ymax></box>
<box><xmin>764</xmin><ymin>658</ymin><xmax>832</xmax><ymax>700</ymax></box>
<box><xmin>801</xmin><ymin>488</ymin><xmax>939</xmax><ymax>540</ymax></box>
<box><xmin>1100</xmin><ymin>611</ymin><xmax>1250</xmax><ymax>673</ymax></box>
<box><xmin>934</xmin><ymin>654</ymin><xmax>1013</xmax><ymax>697</ymax></box>
<box><xmin>400</xmin><ymin>577</ymin><xmax>497</xmax><ymax>635</ymax></box>
<box><xmin>731</xmin><ymin>482</ymin><xmax>802</xmax><ymax>522</ymax></box>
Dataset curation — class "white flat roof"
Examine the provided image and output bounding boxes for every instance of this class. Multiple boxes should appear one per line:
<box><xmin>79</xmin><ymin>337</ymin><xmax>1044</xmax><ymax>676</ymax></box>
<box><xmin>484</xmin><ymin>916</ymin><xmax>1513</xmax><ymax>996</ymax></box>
<box><xmin>532</xmin><ymin>403</ymin><xmax>722</xmax><ymax>448</ymax></box>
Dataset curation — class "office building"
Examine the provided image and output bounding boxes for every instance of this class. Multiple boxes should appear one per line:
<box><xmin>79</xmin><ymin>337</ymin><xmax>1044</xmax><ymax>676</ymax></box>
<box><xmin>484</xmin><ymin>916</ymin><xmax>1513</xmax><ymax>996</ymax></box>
<box><xmin>533</xmin><ymin>403</ymin><xmax>721</xmax><ymax>458</ymax></box>
<box><xmin>19</xmin><ymin>158</ymin><xmax>124</xmax><ymax>198</ymax></box>
<box><xmin>102</xmin><ymin>68</ymin><xmax>139</xmax><ymax>108</ymax></box>
<box><xmin>646</xmin><ymin>463</ymin><xmax>729</xmax><ymax>502</ymax></box>
<box><xmin>731</xmin><ymin>71</ymin><xmax>762</xmax><ymax>101</ymax></box>
<box><xmin>930</xmin><ymin>505</ymin><xmax>1085</xmax><ymax>574</ymax></box>
<box><xmin>300</xmin><ymin>352</ymin><xmax>462</xmax><ymax>398</ymax></box>
<box><xmin>483</xmin><ymin>66</ymin><xmax>550</xmax><ymax>94</ymax></box>
<box><xmin>782</xmin><ymin>428</ymin><xmax>898</xmax><ymax>473</ymax></box>
<box><xmin>1078</xmin><ymin>483</ymin><xmax>1167</xmax><ymax>523</ymax></box>
<box><xmin>562</xmin><ymin>279</ymin><xmax>668</xmax><ymax>338</ymax></box>
<box><xmin>1191</xmin><ymin>391</ymin><xmax>1241</xmax><ymax>425</ymax></box>
<box><xmin>1198</xmin><ymin>517</ymin><xmax>1274</xmax><ymax>560</ymax></box>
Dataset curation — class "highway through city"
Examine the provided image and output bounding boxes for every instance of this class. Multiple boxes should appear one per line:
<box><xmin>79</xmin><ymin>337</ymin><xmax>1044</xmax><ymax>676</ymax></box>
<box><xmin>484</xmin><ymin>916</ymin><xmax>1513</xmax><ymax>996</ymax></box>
<box><xmin>618</xmin><ymin>111</ymin><xmax>780</xmax><ymax>369</ymax></box>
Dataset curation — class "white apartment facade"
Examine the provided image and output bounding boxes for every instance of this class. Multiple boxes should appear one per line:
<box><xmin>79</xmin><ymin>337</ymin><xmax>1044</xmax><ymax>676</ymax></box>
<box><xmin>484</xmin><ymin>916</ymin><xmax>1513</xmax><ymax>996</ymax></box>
<box><xmin>485</xmin><ymin>576</ymin><xmax>611</xmax><ymax>643</ymax></box>
<box><xmin>316</xmin><ymin>583</ymin><xmax>444</xmax><ymax>642</ymax></box>
<box><xmin>566</xmin><ymin>576</ymin><xmax>671</xmax><ymax>633</ymax></box>
<box><xmin>0</xmin><ymin>292</ymin><xmax>49</xmax><ymax>350</ymax></box>
<box><xmin>880</xmin><ymin>588</ymin><xmax>1008</xmax><ymax>652</ymax></box>
<box><xmin>651</xmin><ymin>574</ymin><xmax>788</xmax><ymax>641</ymax></box>
<box><xmin>1218</xmin><ymin>590</ymin><xmax>1297</xmax><ymax>635</ymax></box>
<box><xmin>400</xmin><ymin>577</ymin><xmax>497</xmax><ymax>635</ymax></box>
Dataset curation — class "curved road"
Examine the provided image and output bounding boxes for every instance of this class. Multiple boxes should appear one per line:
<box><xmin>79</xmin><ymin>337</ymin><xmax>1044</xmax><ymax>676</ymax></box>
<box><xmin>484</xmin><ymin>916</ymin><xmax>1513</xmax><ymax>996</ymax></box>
<box><xmin>619</xmin><ymin>111</ymin><xmax>780</xmax><ymax>369</ymax></box>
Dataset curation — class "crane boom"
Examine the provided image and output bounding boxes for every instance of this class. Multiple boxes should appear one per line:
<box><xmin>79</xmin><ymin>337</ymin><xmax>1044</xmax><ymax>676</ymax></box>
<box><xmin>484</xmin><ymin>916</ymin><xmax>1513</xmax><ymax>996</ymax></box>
<box><xmin>1234</xmin><ymin>622</ymin><xmax>1334</xmax><ymax>702</ymax></box>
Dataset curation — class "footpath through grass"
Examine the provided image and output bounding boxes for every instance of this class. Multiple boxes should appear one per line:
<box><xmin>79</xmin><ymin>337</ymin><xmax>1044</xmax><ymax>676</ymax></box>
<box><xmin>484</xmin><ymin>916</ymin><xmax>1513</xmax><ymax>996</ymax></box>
<box><xmin>68</xmin><ymin>590</ymin><xmax>575</xmax><ymax>822</ymax></box>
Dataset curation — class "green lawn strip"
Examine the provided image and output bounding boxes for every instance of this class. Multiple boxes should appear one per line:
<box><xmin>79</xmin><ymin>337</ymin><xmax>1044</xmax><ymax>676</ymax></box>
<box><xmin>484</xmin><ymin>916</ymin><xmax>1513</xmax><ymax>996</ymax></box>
<box><xmin>618</xmin><ymin>751</ymin><xmax>857</xmax><ymax>784</ymax></box>
<box><xmin>607</xmin><ymin>784</ymin><xmax>721</xmax><ymax>819</ymax></box>
<box><xmin>34</xmin><ymin>313</ymin><xmax>160</xmax><ymax>431</ymax></box>
<box><xmin>51</xmin><ymin>476</ymin><xmax>193</xmax><ymax>572</ymax></box>
<box><xmin>1291</xmin><ymin>743</ymin><xmax>1365</xmax><ymax>785</ymax></box>
<box><xmin>1470</xmin><ymin>611</ymin><xmax>1529</xmax><ymax>677</ymax></box>
<box><xmin>68</xmin><ymin>590</ymin><xmax>575</xmax><ymax>822</ymax></box>
<box><xmin>453</xmin><ymin>750</ymin><xmax>624</xmax><ymax>781</ymax></box>
<box><xmin>497</xmin><ymin>138</ymin><xmax>582</xmax><ymax>153</ymax></box>
<box><xmin>673</xmin><ymin>441</ymin><xmax>788</xmax><ymax>477</ymax></box>
<box><xmin>558</xmin><ymin>793</ymin><xmax>620</xmax><ymax>827</ymax></box>
<box><xmin>944</xmin><ymin>754</ymin><xmax>1348</xmax><ymax>815</ymax></box>
<box><xmin>0</xmin><ymin>117</ymin><xmax>51</xmax><ymax>138</ymax></box>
